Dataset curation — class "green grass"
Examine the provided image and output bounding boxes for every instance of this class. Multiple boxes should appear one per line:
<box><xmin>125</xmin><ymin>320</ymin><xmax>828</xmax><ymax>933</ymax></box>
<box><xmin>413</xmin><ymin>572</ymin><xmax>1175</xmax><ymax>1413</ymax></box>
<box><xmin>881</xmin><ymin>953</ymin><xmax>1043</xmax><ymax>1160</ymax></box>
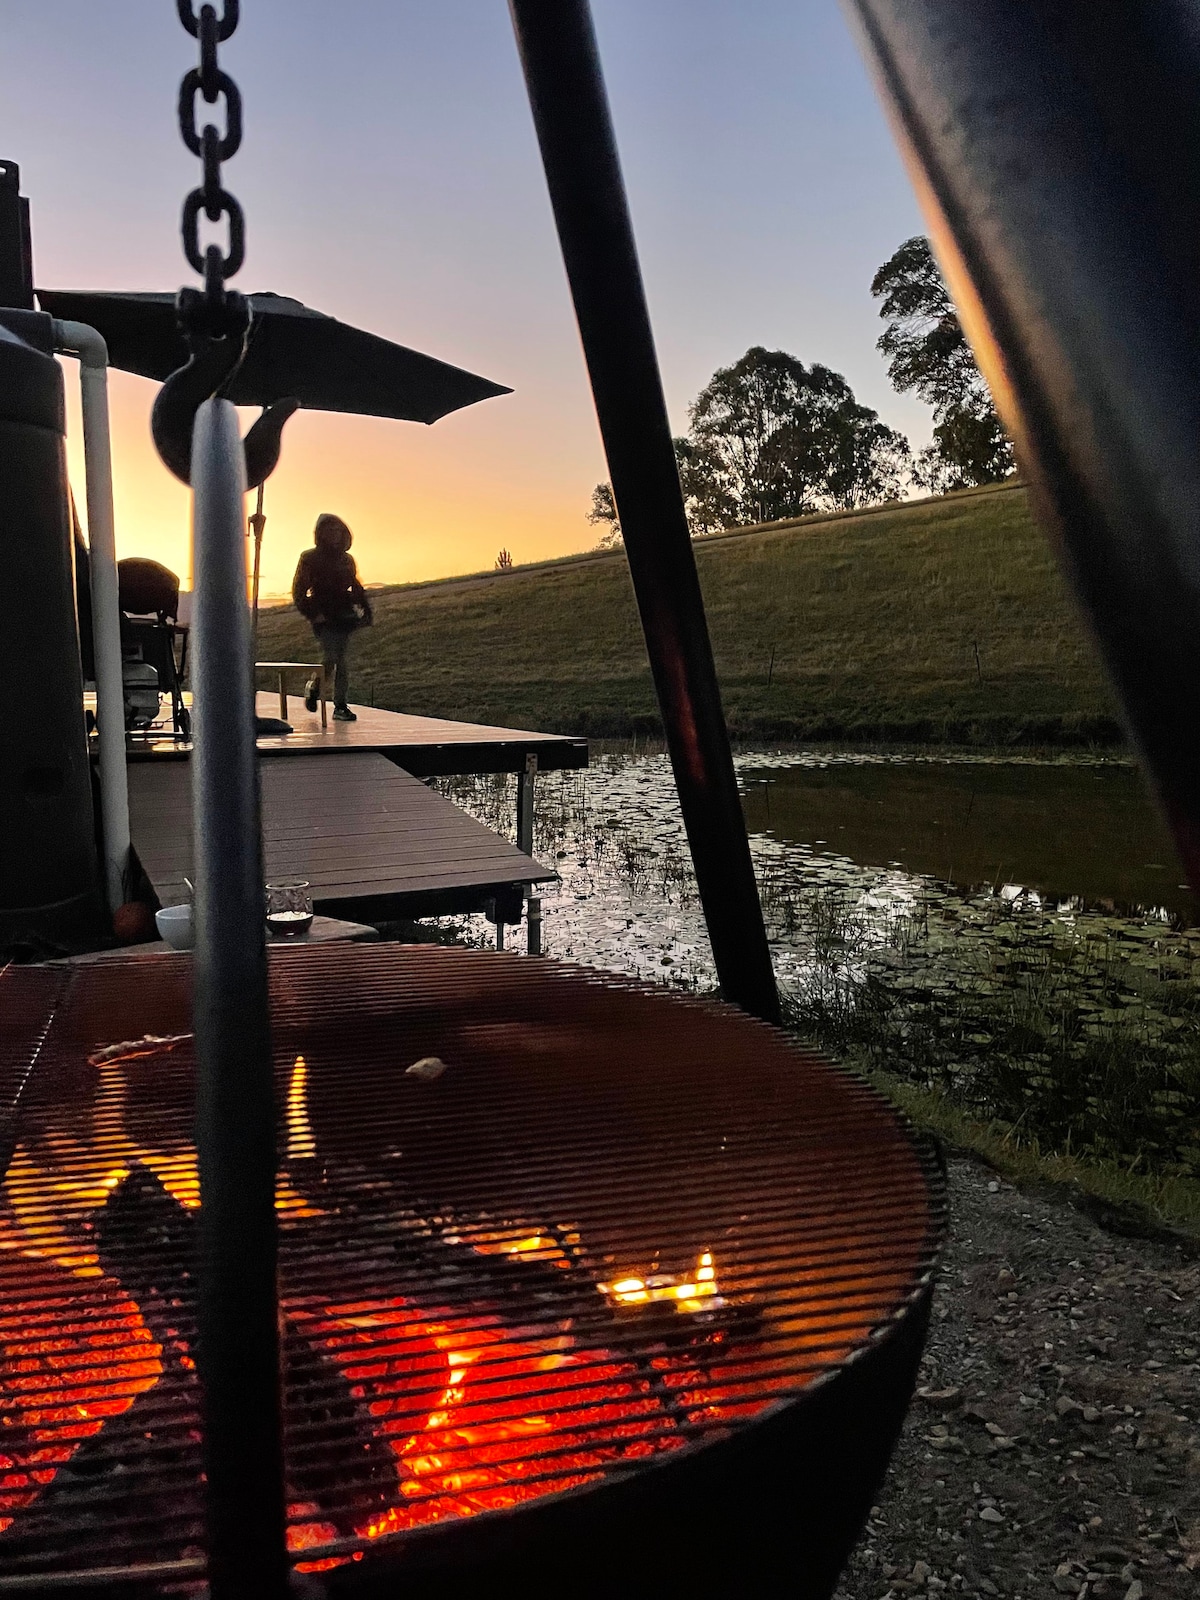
<box><xmin>869</xmin><ymin>1069</ymin><xmax>1200</xmax><ymax>1242</ymax></box>
<box><xmin>257</xmin><ymin>481</ymin><xmax>1121</xmax><ymax>744</ymax></box>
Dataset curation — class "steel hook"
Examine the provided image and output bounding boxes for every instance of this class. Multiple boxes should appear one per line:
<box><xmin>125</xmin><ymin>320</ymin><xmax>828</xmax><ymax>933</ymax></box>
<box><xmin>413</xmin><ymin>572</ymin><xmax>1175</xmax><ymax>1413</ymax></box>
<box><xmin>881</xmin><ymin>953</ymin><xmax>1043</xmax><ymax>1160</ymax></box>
<box><xmin>151</xmin><ymin>291</ymin><xmax>299</xmax><ymax>489</ymax></box>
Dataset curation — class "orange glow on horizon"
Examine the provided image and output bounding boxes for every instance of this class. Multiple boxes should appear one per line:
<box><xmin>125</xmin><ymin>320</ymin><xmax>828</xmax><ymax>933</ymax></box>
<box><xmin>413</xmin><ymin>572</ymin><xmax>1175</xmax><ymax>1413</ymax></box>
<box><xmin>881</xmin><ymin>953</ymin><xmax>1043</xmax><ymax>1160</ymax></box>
<box><xmin>61</xmin><ymin>362</ymin><xmax>604</xmax><ymax>600</ymax></box>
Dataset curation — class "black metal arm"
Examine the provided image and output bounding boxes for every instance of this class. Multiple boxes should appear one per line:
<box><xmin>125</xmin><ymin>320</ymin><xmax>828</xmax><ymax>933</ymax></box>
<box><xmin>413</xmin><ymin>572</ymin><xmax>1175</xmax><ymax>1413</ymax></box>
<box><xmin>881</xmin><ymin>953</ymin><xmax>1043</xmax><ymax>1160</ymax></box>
<box><xmin>508</xmin><ymin>0</ymin><xmax>780</xmax><ymax>1023</ymax></box>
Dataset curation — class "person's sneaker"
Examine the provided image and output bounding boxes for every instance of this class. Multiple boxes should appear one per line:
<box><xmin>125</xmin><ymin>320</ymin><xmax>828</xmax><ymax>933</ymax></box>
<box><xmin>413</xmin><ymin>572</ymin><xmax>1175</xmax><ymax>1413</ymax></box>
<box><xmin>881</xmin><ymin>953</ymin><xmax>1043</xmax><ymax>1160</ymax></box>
<box><xmin>304</xmin><ymin>678</ymin><xmax>319</xmax><ymax>713</ymax></box>
<box><xmin>333</xmin><ymin>705</ymin><xmax>357</xmax><ymax>722</ymax></box>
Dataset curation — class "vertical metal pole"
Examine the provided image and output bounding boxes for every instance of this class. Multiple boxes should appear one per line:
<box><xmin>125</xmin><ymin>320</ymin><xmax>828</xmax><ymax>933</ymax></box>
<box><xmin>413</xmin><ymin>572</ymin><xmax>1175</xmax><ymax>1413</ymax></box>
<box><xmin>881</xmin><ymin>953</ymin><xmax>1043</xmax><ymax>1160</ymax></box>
<box><xmin>517</xmin><ymin>752</ymin><xmax>537</xmax><ymax>855</ymax></box>
<box><xmin>190</xmin><ymin>398</ymin><xmax>288</xmax><ymax>1600</ymax></box>
<box><xmin>518</xmin><ymin>754</ymin><xmax>541</xmax><ymax>954</ymax></box>
<box><xmin>0</xmin><ymin>160</ymin><xmax>33</xmax><ymax>311</ymax></box>
<box><xmin>843</xmin><ymin>0</ymin><xmax>1200</xmax><ymax>888</ymax></box>
<box><xmin>508</xmin><ymin>0</ymin><xmax>779</xmax><ymax>1024</ymax></box>
<box><xmin>249</xmin><ymin>479</ymin><xmax>265</xmax><ymax>632</ymax></box>
<box><xmin>54</xmin><ymin>322</ymin><xmax>130</xmax><ymax>913</ymax></box>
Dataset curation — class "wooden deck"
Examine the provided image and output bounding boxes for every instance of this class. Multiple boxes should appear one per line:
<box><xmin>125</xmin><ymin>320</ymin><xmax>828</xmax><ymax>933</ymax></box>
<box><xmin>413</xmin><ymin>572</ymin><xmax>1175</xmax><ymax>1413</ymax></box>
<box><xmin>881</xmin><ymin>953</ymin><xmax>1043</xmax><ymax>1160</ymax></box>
<box><xmin>124</xmin><ymin>696</ymin><xmax>588</xmax><ymax>778</ymax></box>
<box><xmin>128</xmin><ymin>752</ymin><xmax>556</xmax><ymax>923</ymax></box>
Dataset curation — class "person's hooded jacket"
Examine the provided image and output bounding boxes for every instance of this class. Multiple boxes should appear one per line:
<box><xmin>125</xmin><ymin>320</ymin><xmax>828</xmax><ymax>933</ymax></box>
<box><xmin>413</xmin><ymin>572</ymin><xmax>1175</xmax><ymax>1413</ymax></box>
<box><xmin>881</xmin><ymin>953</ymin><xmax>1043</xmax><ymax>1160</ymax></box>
<box><xmin>292</xmin><ymin>514</ymin><xmax>372</xmax><ymax>627</ymax></box>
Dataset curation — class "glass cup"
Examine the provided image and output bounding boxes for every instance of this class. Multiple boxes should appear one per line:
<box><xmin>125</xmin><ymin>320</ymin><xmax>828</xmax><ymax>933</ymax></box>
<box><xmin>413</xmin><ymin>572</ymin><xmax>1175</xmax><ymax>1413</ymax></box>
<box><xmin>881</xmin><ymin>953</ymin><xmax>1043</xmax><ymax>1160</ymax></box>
<box><xmin>266</xmin><ymin>879</ymin><xmax>314</xmax><ymax>939</ymax></box>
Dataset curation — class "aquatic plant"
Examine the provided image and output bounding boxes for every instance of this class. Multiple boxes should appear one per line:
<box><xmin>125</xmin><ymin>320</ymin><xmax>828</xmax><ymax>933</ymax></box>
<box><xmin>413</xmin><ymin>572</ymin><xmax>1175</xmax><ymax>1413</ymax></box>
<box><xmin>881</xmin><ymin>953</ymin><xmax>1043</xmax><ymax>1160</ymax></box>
<box><xmin>436</xmin><ymin>755</ymin><xmax>1200</xmax><ymax>1181</ymax></box>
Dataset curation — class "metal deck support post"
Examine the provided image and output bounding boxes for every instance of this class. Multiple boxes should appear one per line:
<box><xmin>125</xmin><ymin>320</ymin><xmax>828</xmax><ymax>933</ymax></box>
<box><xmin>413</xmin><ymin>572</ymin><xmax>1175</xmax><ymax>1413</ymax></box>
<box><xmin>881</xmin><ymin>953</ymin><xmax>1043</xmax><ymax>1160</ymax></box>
<box><xmin>518</xmin><ymin>753</ymin><xmax>543</xmax><ymax>954</ymax></box>
<box><xmin>517</xmin><ymin>751</ymin><xmax>537</xmax><ymax>856</ymax></box>
<box><xmin>190</xmin><ymin>398</ymin><xmax>288</xmax><ymax>1600</ymax></box>
<box><xmin>509</xmin><ymin>0</ymin><xmax>779</xmax><ymax>1024</ymax></box>
<box><xmin>526</xmin><ymin>895</ymin><xmax>543</xmax><ymax>956</ymax></box>
<box><xmin>845</xmin><ymin>0</ymin><xmax>1200</xmax><ymax>887</ymax></box>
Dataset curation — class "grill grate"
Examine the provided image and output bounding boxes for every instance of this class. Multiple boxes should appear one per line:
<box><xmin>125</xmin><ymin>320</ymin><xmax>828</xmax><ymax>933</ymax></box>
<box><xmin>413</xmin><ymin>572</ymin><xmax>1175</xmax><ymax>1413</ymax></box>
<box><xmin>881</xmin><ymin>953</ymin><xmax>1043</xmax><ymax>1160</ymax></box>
<box><xmin>0</xmin><ymin>947</ymin><xmax>942</xmax><ymax>1590</ymax></box>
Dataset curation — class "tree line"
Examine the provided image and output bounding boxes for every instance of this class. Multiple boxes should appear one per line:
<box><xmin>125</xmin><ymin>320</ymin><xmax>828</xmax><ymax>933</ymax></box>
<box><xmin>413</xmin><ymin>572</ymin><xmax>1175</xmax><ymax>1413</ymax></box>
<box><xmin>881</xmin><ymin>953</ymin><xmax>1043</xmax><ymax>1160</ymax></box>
<box><xmin>589</xmin><ymin>236</ymin><xmax>1014</xmax><ymax>544</ymax></box>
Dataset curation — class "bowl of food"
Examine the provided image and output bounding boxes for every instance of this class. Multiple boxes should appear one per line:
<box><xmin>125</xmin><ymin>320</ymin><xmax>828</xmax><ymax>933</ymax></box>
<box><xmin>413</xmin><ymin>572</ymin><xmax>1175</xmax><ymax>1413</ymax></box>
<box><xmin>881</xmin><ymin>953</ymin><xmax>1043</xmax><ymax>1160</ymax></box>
<box><xmin>154</xmin><ymin>903</ymin><xmax>194</xmax><ymax>951</ymax></box>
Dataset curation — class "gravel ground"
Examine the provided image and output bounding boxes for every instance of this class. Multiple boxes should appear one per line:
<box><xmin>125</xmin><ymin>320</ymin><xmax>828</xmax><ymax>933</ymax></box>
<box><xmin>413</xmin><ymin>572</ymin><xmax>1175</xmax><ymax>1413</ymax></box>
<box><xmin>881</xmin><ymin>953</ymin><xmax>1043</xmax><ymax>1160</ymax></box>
<box><xmin>835</xmin><ymin>1158</ymin><xmax>1199</xmax><ymax>1600</ymax></box>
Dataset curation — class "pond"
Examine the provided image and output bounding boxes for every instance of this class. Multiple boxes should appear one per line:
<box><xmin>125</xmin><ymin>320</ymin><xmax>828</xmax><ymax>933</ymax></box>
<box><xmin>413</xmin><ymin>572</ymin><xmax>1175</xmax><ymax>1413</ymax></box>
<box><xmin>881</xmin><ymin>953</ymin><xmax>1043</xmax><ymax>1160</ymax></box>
<box><xmin>435</xmin><ymin>750</ymin><xmax>1200</xmax><ymax>1179</ymax></box>
<box><xmin>738</xmin><ymin>754</ymin><xmax>1193</xmax><ymax>920</ymax></box>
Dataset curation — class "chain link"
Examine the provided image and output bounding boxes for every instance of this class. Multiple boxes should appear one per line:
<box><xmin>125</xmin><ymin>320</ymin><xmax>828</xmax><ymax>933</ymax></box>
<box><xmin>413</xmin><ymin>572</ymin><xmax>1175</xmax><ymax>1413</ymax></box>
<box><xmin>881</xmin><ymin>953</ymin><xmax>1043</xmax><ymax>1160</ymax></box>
<box><xmin>176</xmin><ymin>0</ymin><xmax>239</xmax><ymax>42</ymax></box>
<box><xmin>175</xmin><ymin>0</ymin><xmax>245</xmax><ymax>326</ymax></box>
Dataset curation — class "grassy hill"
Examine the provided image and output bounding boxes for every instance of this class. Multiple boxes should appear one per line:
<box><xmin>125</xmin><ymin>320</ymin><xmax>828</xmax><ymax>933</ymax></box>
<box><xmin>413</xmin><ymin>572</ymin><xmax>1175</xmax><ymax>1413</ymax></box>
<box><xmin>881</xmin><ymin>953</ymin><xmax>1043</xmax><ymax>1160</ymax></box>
<box><xmin>257</xmin><ymin>481</ymin><xmax>1121</xmax><ymax>745</ymax></box>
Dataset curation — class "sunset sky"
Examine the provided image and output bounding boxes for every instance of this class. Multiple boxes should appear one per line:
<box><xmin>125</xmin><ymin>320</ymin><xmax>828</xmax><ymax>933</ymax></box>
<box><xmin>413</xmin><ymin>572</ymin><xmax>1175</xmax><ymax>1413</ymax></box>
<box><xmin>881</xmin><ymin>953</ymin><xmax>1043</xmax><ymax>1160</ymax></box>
<box><xmin>2</xmin><ymin>1</ymin><xmax>926</xmax><ymax>596</ymax></box>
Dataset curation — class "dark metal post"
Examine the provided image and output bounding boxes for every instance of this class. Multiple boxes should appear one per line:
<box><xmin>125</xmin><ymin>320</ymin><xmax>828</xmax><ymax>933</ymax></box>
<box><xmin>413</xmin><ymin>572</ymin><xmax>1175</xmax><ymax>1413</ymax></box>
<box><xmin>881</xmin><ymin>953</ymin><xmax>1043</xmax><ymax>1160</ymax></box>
<box><xmin>517</xmin><ymin>752</ymin><xmax>537</xmax><ymax>856</ymax></box>
<box><xmin>0</xmin><ymin>161</ymin><xmax>34</xmax><ymax>311</ymax></box>
<box><xmin>508</xmin><ymin>0</ymin><xmax>779</xmax><ymax>1023</ymax></box>
<box><xmin>190</xmin><ymin>398</ymin><xmax>288</xmax><ymax>1599</ymax></box>
<box><xmin>844</xmin><ymin>0</ymin><xmax>1200</xmax><ymax>888</ymax></box>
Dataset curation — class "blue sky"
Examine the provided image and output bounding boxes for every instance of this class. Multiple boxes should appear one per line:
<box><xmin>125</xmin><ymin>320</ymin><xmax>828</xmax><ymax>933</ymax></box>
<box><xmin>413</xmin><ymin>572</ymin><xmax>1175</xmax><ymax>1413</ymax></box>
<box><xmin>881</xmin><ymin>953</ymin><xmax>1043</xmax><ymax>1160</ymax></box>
<box><xmin>0</xmin><ymin>1</ymin><xmax>928</xmax><ymax>587</ymax></box>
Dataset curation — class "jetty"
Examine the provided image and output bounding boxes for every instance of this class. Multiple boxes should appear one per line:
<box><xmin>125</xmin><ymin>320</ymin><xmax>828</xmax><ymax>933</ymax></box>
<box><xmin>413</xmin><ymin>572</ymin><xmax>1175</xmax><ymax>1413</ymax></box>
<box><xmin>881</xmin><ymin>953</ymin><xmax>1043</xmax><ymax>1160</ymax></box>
<box><xmin>125</xmin><ymin>697</ymin><xmax>585</xmax><ymax>932</ymax></box>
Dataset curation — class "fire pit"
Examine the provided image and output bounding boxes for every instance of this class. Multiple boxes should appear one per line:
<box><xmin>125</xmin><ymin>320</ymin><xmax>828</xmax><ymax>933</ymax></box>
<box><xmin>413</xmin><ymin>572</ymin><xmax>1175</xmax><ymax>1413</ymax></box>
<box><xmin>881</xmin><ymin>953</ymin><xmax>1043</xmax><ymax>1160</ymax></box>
<box><xmin>0</xmin><ymin>946</ymin><xmax>942</xmax><ymax>1597</ymax></box>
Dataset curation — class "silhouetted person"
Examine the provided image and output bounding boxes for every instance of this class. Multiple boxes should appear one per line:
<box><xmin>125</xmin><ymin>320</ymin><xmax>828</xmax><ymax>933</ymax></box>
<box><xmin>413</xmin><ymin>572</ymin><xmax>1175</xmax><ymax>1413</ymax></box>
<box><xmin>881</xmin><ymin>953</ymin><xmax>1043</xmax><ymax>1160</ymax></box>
<box><xmin>291</xmin><ymin>513</ymin><xmax>373</xmax><ymax>722</ymax></box>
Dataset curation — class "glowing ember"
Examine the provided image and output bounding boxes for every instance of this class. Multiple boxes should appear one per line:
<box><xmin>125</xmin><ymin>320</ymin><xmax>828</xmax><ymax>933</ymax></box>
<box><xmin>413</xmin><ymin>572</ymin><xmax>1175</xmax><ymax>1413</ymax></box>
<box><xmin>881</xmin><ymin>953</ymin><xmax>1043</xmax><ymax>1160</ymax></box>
<box><xmin>599</xmin><ymin>1251</ymin><xmax>726</xmax><ymax>1315</ymax></box>
<box><xmin>0</xmin><ymin>1279</ymin><xmax>161</xmax><ymax>1535</ymax></box>
<box><xmin>0</xmin><ymin>1045</ymin><xmax>777</xmax><ymax>1574</ymax></box>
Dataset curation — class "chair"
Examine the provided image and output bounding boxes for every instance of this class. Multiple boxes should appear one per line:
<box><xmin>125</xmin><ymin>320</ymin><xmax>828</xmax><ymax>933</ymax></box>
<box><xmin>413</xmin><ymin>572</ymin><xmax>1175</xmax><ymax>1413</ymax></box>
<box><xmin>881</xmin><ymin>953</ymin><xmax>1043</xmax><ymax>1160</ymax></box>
<box><xmin>117</xmin><ymin>558</ymin><xmax>190</xmax><ymax>738</ymax></box>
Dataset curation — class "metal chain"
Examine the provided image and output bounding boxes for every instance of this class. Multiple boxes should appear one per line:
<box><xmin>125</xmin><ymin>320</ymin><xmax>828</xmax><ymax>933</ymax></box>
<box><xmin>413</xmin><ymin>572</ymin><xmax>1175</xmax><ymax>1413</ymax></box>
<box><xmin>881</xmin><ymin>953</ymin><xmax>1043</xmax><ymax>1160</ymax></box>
<box><xmin>175</xmin><ymin>1</ymin><xmax>245</xmax><ymax>325</ymax></box>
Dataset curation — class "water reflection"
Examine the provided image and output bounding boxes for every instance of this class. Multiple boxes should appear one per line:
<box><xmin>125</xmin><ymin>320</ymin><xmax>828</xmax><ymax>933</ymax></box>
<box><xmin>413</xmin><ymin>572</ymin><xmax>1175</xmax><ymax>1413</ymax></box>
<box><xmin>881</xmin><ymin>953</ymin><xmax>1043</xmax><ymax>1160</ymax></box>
<box><xmin>437</xmin><ymin>750</ymin><xmax>1200</xmax><ymax>999</ymax></box>
<box><xmin>436</xmin><ymin>753</ymin><xmax>1200</xmax><ymax>1174</ymax></box>
<box><xmin>740</xmin><ymin>756</ymin><xmax>1194</xmax><ymax>921</ymax></box>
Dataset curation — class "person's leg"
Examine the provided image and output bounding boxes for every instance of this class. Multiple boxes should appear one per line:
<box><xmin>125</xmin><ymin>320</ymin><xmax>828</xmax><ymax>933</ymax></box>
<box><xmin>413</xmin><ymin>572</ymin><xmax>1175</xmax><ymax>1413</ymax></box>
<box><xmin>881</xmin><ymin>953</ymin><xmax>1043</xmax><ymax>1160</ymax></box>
<box><xmin>306</xmin><ymin>624</ymin><xmax>328</xmax><ymax>713</ymax></box>
<box><xmin>328</xmin><ymin>625</ymin><xmax>355</xmax><ymax>717</ymax></box>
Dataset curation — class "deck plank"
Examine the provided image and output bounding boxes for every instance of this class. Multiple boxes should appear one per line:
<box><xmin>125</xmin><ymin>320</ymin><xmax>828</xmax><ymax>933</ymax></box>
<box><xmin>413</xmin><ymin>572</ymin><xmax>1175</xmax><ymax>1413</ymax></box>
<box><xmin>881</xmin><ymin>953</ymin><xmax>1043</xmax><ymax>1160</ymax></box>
<box><xmin>123</xmin><ymin>695</ymin><xmax>588</xmax><ymax>778</ymax></box>
<box><xmin>128</xmin><ymin>753</ymin><xmax>555</xmax><ymax>916</ymax></box>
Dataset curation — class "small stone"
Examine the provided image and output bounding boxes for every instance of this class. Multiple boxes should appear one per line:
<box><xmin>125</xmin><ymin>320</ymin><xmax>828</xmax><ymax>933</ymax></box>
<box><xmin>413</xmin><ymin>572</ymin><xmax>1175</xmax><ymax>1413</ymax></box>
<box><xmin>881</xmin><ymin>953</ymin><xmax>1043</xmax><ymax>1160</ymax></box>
<box><xmin>919</xmin><ymin>1386</ymin><xmax>964</xmax><ymax>1410</ymax></box>
<box><xmin>1082</xmin><ymin>1406</ymin><xmax>1102</xmax><ymax>1423</ymax></box>
<box><xmin>988</xmin><ymin>1181</ymin><xmax>1001</xmax><ymax>1193</ymax></box>
<box><xmin>405</xmin><ymin>1056</ymin><xmax>449</xmax><ymax>1081</ymax></box>
<box><xmin>979</xmin><ymin>1580</ymin><xmax>1000</xmax><ymax>1595</ymax></box>
<box><xmin>1124</xmin><ymin>1584</ymin><xmax>1143</xmax><ymax>1600</ymax></box>
<box><xmin>1056</xmin><ymin>1396</ymin><xmax>1082</xmax><ymax>1418</ymax></box>
<box><xmin>911</xmin><ymin>1561</ymin><xmax>933</xmax><ymax>1584</ymax></box>
<box><xmin>979</xmin><ymin>1507</ymin><xmax>1005</xmax><ymax>1525</ymax></box>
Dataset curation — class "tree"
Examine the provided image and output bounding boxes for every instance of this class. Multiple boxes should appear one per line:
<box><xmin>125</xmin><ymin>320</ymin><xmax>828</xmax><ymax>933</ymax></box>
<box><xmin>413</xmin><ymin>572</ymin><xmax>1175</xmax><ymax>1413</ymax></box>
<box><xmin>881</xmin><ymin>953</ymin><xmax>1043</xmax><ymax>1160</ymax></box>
<box><xmin>871</xmin><ymin>236</ymin><xmax>1014</xmax><ymax>490</ymax></box>
<box><xmin>587</xmin><ymin>348</ymin><xmax>909</xmax><ymax>540</ymax></box>
<box><xmin>587</xmin><ymin>437</ymin><xmax>731</xmax><ymax>547</ymax></box>
<box><xmin>687</xmin><ymin>347</ymin><xmax>909</xmax><ymax>522</ymax></box>
<box><xmin>587</xmin><ymin>482</ymin><xmax>622</xmax><ymax>547</ymax></box>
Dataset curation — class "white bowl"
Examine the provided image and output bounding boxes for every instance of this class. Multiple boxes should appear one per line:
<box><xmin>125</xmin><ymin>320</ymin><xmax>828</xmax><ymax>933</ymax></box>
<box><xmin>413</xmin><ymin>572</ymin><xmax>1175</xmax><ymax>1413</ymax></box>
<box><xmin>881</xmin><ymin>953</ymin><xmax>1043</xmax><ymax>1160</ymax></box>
<box><xmin>155</xmin><ymin>904</ymin><xmax>194</xmax><ymax>951</ymax></box>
